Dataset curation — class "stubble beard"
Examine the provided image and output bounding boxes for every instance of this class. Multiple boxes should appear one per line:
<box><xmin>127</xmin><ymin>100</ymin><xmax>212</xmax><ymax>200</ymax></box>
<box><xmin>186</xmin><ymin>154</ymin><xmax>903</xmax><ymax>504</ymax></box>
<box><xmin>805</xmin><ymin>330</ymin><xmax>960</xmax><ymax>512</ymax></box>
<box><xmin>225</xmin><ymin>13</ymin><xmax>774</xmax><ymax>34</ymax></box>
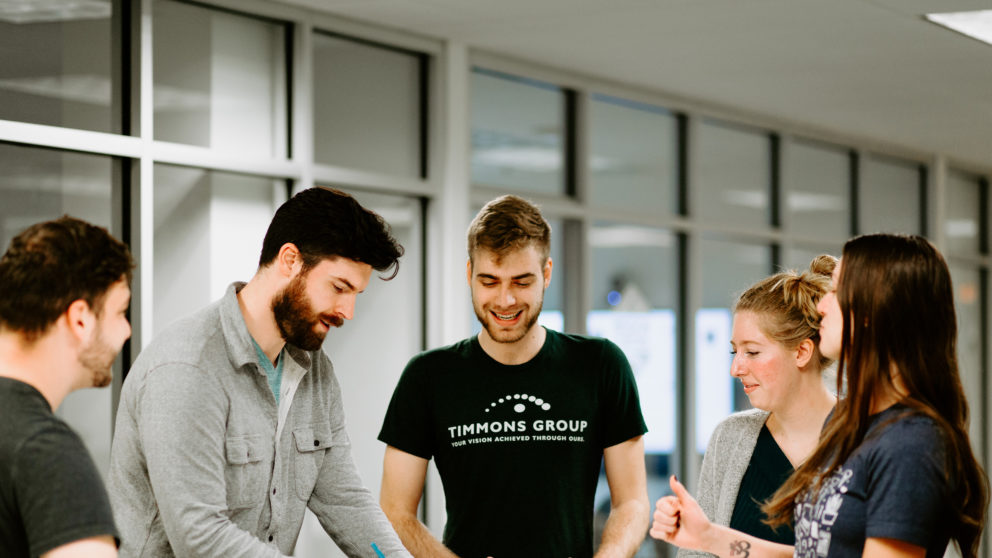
<box><xmin>78</xmin><ymin>329</ymin><xmax>115</xmax><ymax>388</ymax></box>
<box><xmin>271</xmin><ymin>274</ymin><xmax>342</xmax><ymax>351</ymax></box>
<box><xmin>474</xmin><ymin>297</ymin><xmax>544</xmax><ymax>345</ymax></box>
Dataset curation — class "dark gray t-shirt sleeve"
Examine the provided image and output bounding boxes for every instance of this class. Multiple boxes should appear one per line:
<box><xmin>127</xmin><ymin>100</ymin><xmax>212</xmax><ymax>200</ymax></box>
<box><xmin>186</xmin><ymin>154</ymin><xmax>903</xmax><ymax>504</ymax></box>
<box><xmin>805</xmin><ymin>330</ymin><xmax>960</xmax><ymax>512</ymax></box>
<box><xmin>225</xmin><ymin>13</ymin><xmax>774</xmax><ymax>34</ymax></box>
<box><xmin>16</xmin><ymin>425</ymin><xmax>119</xmax><ymax>556</ymax></box>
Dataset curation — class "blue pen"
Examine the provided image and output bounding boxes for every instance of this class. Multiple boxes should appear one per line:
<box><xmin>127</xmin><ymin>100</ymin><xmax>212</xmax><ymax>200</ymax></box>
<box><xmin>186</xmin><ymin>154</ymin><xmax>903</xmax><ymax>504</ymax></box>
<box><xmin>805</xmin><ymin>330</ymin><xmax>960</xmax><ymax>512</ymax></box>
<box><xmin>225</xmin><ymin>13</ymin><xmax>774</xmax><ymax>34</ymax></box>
<box><xmin>371</xmin><ymin>542</ymin><xmax>386</xmax><ymax>558</ymax></box>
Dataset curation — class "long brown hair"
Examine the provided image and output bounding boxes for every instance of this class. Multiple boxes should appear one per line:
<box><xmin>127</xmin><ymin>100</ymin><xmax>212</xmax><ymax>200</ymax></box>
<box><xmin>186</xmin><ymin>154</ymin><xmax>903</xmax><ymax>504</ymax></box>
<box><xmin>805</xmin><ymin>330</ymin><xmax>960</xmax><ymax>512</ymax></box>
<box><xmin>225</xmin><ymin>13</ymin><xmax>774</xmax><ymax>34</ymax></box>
<box><xmin>763</xmin><ymin>234</ymin><xmax>988</xmax><ymax>557</ymax></box>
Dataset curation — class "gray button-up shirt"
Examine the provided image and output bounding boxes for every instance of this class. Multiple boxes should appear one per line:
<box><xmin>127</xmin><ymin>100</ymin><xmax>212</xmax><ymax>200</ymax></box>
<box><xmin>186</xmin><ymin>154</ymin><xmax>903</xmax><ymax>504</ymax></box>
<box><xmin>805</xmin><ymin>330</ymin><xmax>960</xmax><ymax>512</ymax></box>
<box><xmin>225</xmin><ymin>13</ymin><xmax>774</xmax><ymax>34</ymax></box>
<box><xmin>109</xmin><ymin>283</ymin><xmax>410</xmax><ymax>558</ymax></box>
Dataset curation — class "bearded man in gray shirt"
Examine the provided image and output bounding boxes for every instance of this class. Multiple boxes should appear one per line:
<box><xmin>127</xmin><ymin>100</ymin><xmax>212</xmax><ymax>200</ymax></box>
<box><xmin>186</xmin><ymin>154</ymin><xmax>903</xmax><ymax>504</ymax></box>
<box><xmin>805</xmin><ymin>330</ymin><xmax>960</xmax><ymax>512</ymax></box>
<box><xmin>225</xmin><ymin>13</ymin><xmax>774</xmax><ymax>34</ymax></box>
<box><xmin>109</xmin><ymin>187</ymin><xmax>410</xmax><ymax>558</ymax></box>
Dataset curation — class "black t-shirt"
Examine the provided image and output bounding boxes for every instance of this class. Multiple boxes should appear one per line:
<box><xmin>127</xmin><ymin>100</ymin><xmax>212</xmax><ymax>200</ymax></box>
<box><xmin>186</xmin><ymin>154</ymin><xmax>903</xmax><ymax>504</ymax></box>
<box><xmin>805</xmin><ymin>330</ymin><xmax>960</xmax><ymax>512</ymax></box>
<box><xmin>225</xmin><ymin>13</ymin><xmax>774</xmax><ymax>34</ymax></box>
<box><xmin>729</xmin><ymin>425</ymin><xmax>794</xmax><ymax>545</ymax></box>
<box><xmin>0</xmin><ymin>377</ymin><xmax>119</xmax><ymax>557</ymax></box>
<box><xmin>793</xmin><ymin>404</ymin><xmax>951</xmax><ymax>558</ymax></box>
<box><xmin>378</xmin><ymin>329</ymin><xmax>647</xmax><ymax>558</ymax></box>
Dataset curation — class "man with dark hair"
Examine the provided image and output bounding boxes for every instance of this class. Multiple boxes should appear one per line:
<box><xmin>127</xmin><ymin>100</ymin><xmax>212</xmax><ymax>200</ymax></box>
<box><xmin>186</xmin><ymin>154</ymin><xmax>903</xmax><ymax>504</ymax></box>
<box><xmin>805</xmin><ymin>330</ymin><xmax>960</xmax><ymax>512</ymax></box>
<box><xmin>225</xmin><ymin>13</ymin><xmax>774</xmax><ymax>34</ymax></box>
<box><xmin>0</xmin><ymin>216</ymin><xmax>133</xmax><ymax>558</ymax></box>
<box><xmin>379</xmin><ymin>195</ymin><xmax>650</xmax><ymax>558</ymax></box>
<box><xmin>110</xmin><ymin>187</ymin><xmax>411</xmax><ymax>557</ymax></box>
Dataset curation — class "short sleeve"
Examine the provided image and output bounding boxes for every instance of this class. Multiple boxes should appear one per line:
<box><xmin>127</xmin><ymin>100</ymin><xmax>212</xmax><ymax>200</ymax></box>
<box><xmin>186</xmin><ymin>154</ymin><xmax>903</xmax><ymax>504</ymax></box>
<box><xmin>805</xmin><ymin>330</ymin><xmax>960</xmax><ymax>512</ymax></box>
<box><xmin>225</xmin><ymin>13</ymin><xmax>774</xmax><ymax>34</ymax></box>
<box><xmin>378</xmin><ymin>355</ymin><xmax>435</xmax><ymax>459</ymax></box>
<box><xmin>15</xmin><ymin>425</ymin><xmax>118</xmax><ymax>556</ymax></box>
<box><xmin>864</xmin><ymin>418</ymin><xmax>948</xmax><ymax>547</ymax></box>
<box><xmin>598</xmin><ymin>339</ymin><xmax>648</xmax><ymax>448</ymax></box>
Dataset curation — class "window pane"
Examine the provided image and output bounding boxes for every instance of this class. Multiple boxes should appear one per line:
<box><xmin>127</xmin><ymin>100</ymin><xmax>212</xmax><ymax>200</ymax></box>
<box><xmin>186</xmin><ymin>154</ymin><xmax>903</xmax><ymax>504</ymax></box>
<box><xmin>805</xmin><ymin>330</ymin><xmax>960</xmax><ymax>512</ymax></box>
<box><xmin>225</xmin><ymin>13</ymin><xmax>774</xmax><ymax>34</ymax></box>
<box><xmin>782</xmin><ymin>245</ymin><xmax>843</xmax><ymax>274</ymax></box>
<box><xmin>586</xmin><ymin>222</ymin><xmax>677</xmax><ymax>558</ymax></box>
<box><xmin>950</xmin><ymin>265</ymin><xmax>982</xmax><ymax>451</ymax></box>
<box><xmin>0</xmin><ymin>142</ymin><xmax>117</xmax><ymax>479</ymax></box>
<box><xmin>859</xmin><ymin>156</ymin><xmax>922</xmax><ymax>235</ymax></box>
<box><xmin>313</xmin><ymin>34</ymin><xmax>422</xmax><ymax>177</ymax></box>
<box><xmin>0</xmin><ymin>3</ymin><xmax>115</xmax><ymax>132</ymax></box>
<box><xmin>784</xmin><ymin>139</ymin><xmax>850</xmax><ymax>239</ymax></box>
<box><xmin>153</xmin><ymin>164</ymin><xmax>282</xmax><ymax>335</ymax></box>
<box><xmin>696</xmin><ymin>237</ymin><xmax>772</xmax><ymax>455</ymax></box>
<box><xmin>945</xmin><ymin>170</ymin><xmax>983</xmax><ymax>255</ymax></box>
<box><xmin>588</xmin><ymin>95</ymin><xmax>678</xmax><ymax>214</ymax></box>
<box><xmin>695</xmin><ymin>121</ymin><xmax>771</xmax><ymax>228</ymax></box>
<box><xmin>471</xmin><ymin>69</ymin><xmax>565</xmax><ymax>195</ymax></box>
<box><xmin>153</xmin><ymin>0</ymin><xmax>287</xmax><ymax>157</ymax></box>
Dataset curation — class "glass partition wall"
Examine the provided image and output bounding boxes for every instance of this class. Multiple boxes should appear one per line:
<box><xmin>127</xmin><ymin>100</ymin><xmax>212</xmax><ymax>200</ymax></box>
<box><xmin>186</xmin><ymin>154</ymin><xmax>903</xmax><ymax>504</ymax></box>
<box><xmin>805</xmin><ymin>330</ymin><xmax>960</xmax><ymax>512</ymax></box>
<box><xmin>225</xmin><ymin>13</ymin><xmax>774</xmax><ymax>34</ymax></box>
<box><xmin>2</xmin><ymin>2</ymin><xmax>991</xmax><ymax>557</ymax></box>
<box><xmin>0</xmin><ymin>3</ymin><xmax>436</xmax><ymax>558</ymax></box>
<box><xmin>468</xmin><ymin>58</ymin><xmax>984</xmax><ymax>556</ymax></box>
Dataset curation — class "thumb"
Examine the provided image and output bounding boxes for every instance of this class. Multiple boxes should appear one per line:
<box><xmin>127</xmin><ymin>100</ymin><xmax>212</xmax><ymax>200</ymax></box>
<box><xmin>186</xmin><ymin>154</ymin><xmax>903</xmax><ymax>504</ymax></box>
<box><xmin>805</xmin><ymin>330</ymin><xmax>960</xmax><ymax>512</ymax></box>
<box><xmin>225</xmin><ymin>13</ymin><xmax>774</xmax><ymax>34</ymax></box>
<box><xmin>669</xmin><ymin>474</ymin><xmax>691</xmax><ymax>502</ymax></box>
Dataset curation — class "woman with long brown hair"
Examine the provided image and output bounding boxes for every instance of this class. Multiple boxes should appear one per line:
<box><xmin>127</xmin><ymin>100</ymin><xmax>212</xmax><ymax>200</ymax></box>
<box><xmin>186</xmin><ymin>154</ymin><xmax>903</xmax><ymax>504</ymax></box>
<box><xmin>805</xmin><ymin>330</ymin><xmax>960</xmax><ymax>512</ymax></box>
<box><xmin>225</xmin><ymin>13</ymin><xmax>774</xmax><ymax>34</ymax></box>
<box><xmin>651</xmin><ymin>233</ymin><xmax>988</xmax><ymax>558</ymax></box>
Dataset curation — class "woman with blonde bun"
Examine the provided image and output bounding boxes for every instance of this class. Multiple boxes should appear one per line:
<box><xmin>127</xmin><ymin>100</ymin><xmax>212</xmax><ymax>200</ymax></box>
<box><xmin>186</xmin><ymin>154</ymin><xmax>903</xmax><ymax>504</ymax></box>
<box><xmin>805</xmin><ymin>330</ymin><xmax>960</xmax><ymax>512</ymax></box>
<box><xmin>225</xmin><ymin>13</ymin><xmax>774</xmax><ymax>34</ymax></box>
<box><xmin>653</xmin><ymin>234</ymin><xmax>988</xmax><ymax>558</ymax></box>
<box><xmin>680</xmin><ymin>255</ymin><xmax>837</xmax><ymax>557</ymax></box>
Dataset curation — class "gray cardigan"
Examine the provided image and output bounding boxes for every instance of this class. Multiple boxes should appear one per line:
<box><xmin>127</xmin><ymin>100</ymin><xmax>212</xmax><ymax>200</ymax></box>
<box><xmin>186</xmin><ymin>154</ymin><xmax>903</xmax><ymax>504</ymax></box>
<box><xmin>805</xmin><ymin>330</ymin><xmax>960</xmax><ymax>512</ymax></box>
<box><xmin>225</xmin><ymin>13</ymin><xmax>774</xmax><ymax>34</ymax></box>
<box><xmin>677</xmin><ymin>408</ymin><xmax>769</xmax><ymax>558</ymax></box>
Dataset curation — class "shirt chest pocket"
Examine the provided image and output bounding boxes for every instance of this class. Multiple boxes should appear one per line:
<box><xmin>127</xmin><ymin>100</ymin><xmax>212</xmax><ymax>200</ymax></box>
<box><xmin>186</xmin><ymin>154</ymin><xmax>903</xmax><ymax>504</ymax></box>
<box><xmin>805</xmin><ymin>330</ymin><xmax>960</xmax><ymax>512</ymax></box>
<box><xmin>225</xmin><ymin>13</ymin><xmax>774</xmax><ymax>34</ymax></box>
<box><xmin>292</xmin><ymin>424</ymin><xmax>334</xmax><ymax>501</ymax></box>
<box><xmin>225</xmin><ymin>435</ymin><xmax>269</xmax><ymax>510</ymax></box>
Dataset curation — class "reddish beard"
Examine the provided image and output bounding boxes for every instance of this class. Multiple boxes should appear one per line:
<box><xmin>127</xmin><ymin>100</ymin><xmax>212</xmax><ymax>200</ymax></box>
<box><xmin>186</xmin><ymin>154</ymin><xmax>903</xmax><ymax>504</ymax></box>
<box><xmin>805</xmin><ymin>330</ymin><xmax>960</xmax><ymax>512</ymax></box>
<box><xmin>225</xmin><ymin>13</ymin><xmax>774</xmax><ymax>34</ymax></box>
<box><xmin>271</xmin><ymin>273</ymin><xmax>342</xmax><ymax>350</ymax></box>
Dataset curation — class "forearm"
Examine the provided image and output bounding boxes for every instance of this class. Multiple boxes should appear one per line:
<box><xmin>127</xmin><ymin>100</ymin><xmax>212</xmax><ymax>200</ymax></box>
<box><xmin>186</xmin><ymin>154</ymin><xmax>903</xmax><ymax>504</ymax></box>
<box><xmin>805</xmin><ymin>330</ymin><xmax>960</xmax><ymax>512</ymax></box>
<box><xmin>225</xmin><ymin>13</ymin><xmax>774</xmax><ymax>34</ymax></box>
<box><xmin>594</xmin><ymin>498</ymin><xmax>650</xmax><ymax>558</ymax></box>
<box><xmin>309</xmin><ymin>447</ymin><xmax>412</xmax><ymax>557</ymax></box>
<box><xmin>697</xmin><ymin>524</ymin><xmax>793</xmax><ymax>558</ymax></box>
<box><xmin>385</xmin><ymin>510</ymin><xmax>459</xmax><ymax>558</ymax></box>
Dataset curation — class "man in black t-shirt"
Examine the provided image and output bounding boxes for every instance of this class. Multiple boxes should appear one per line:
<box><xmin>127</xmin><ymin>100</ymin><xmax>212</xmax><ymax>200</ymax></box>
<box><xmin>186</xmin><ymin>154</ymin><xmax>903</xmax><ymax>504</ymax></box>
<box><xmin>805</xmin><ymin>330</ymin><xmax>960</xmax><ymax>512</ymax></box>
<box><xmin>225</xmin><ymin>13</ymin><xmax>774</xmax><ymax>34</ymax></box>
<box><xmin>0</xmin><ymin>217</ymin><xmax>133</xmax><ymax>558</ymax></box>
<box><xmin>379</xmin><ymin>195</ymin><xmax>649</xmax><ymax>558</ymax></box>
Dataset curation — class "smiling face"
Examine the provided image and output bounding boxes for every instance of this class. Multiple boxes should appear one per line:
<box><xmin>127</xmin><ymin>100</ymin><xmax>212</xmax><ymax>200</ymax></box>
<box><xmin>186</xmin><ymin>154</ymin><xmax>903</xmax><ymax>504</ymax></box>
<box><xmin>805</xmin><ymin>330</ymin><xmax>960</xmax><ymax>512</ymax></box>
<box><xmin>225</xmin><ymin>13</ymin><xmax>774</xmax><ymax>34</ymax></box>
<box><xmin>78</xmin><ymin>279</ymin><xmax>132</xmax><ymax>388</ymax></box>
<box><xmin>730</xmin><ymin>311</ymin><xmax>804</xmax><ymax>412</ymax></box>
<box><xmin>816</xmin><ymin>261</ymin><xmax>843</xmax><ymax>362</ymax></box>
<box><xmin>469</xmin><ymin>245</ymin><xmax>551</xmax><ymax>346</ymax></box>
<box><xmin>271</xmin><ymin>256</ymin><xmax>372</xmax><ymax>350</ymax></box>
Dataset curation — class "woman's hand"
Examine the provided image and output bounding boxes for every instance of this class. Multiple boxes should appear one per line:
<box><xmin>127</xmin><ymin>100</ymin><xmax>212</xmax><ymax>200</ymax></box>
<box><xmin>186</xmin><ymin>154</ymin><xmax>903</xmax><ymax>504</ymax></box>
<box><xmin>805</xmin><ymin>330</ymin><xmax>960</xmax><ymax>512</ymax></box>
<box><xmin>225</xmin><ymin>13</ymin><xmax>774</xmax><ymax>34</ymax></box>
<box><xmin>649</xmin><ymin>475</ymin><xmax>713</xmax><ymax>552</ymax></box>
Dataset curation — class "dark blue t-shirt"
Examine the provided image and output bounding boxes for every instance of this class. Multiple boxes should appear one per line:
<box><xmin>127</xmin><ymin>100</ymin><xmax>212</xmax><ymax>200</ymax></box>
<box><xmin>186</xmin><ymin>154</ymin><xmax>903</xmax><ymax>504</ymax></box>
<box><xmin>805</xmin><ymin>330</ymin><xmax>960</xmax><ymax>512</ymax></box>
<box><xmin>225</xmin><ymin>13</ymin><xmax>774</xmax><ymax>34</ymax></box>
<box><xmin>793</xmin><ymin>404</ymin><xmax>951</xmax><ymax>558</ymax></box>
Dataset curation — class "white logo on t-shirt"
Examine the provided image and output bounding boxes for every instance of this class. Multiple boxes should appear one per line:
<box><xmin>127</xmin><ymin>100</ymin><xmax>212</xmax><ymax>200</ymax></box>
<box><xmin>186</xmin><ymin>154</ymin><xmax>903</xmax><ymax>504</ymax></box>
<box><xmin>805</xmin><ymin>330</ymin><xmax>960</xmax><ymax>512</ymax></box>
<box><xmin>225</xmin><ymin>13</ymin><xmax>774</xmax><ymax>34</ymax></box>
<box><xmin>794</xmin><ymin>467</ymin><xmax>854</xmax><ymax>558</ymax></box>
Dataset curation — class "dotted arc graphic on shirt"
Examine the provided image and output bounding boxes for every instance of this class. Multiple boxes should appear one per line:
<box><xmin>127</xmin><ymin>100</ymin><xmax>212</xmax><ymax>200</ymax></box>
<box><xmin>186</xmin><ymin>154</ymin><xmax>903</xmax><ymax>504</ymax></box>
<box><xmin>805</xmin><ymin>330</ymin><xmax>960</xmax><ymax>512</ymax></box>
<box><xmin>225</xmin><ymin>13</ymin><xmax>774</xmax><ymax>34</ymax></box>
<box><xmin>483</xmin><ymin>393</ymin><xmax>551</xmax><ymax>413</ymax></box>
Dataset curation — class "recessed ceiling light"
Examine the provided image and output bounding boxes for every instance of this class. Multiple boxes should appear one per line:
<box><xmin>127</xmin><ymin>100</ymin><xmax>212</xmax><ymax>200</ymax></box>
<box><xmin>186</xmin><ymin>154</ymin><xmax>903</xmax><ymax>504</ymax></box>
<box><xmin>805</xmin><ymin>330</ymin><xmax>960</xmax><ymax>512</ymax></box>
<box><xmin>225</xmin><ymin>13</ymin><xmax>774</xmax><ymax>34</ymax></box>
<box><xmin>0</xmin><ymin>0</ymin><xmax>110</xmax><ymax>24</ymax></box>
<box><xmin>925</xmin><ymin>10</ymin><xmax>992</xmax><ymax>47</ymax></box>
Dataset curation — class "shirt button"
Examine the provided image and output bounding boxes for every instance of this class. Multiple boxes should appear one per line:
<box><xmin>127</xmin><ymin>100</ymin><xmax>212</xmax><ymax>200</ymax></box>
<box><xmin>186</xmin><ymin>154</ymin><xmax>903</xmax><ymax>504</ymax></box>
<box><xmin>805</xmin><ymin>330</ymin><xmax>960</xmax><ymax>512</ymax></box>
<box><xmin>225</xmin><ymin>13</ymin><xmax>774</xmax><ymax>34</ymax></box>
<box><xmin>313</xmin><ymin>440</ymin><xmax>320</xmax><ymax>447</ymax></box>
<box><xmin>268</xmin><ymin>535</ymin><xmax>273</xmax><ymax>542</ymax></box>
<box><xmin>272</xmin><ymin>488</ymin><xmax>277</xmax><ymax>495</ymax></box>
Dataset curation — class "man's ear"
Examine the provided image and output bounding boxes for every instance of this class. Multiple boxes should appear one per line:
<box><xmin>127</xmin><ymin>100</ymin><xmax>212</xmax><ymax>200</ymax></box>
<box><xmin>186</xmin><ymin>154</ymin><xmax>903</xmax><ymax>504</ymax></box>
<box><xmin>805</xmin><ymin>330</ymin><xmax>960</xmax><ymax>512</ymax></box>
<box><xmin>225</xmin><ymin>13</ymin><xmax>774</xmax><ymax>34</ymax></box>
<box><xmin>64</xmin><ymin>299</ymin><xmax>96</xmax><ymax>342</ymax></box>
<box><xmin>543</xmin><ymin>257</ymin><xmax>553</xmax><ymax>288</ymax></box>
<box><xmin>276</xmin><ymin>243</ymin><xmax>304</xmax><ymax>277</ymax></box>
<box><xmin>466</xmin><ymin>258</ymin><xmax>472</xmax><ymax>286</ymax></box>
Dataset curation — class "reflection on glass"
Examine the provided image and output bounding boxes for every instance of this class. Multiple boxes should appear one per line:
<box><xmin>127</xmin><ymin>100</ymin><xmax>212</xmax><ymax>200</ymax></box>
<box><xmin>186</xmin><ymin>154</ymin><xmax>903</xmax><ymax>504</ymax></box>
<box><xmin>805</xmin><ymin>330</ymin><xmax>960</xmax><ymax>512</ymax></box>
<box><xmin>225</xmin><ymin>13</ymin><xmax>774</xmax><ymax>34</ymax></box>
<box><xmin>153</xmin><ymin>164</ymin><xmax>281</xmax><ymax>334</ymax></box>
<box><xmin>0</xmin><ymin>142</ymin><xmax>116</xmax><ymax>480</ymax></box>
<box><xmin>153</xmin><ymin>0</ymin><xmax>287</xmax><ymax>157</ymax></box>
<box><xmin>313</xmin><ymin>33</ymin><xmax>422</xmax><ymax>177</ymax></box>
<box><xmin>696</xmin><ymin>237</ymin><xmax>772</xmax><ymax>454</ymax></box>
<box><xmin>784</xmin><ymin>139</ymin><xmax>850</xmax><ymax>239</ymax></box>
<box><xmin>471</xmin><ymin>69</ymin><xmax>565</xmax><ymax>195</ymax></box>
<box><xmin>945</xmin><ymin>170</ymin><xmax>982</xmax><ymax>255</ymax></box>
<box><xmin>588</xmin><ymin>95</ymin><xmax>678</xmax><ymax>214</ymax></box>
<box><xmin>695</xmin><ymin>120</ymin><xmax>771</xmax><ymax>228</ymax></box>
<box><xmin>859</xmin><ymin>156</ymin><xmax>922</xmax><ymax>235</ymax></box>
<box><xmin>587</xmin><ymin>222</ymin><xmax>677</xmax><ymax>557</ymax></box>
<box><xmin>0</xmin><ymin>3</ymin><xmax>114</xmax><ymax>132</ymax></box>
<box><xmin>951</xmin><ymin>266</ymin><xmax>983</xmax><ymax>449</ymax></box>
